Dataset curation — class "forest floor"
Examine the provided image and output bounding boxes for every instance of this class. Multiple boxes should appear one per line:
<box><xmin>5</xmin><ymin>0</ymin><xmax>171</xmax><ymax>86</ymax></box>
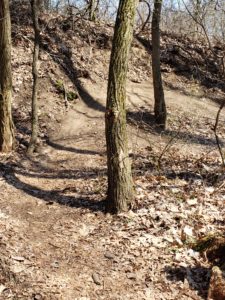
<box><xmin>1</xmin><ymin>78</ymin><xmax>225</xmax><ymax>300</ymax></box>
<box><xmin>0</xmin><ymin>9</ymin><xmax>225</xmax><ymax>300</ymax></box>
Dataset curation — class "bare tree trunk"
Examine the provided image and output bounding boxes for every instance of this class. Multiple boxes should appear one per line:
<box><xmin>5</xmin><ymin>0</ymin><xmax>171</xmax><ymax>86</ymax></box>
<box><xmin>89</xmin><ymin>0</ymin><xmax>96</xmax><ymax>21</ymax></box>
<box><xmin>138</xmin><ymin>0</ymin><xmax>152</xmax><ymax>33</ymax></box>
<box><xmin>152</xmin><ymin>0</ymin><xmax>167</xmax><ymax>130</ymax></box>
<box><xmin>44</xmin><ymin>0</ymin><xmax>51</xmax><ymax>10</ymax></box>
<box><xmin>28</xmin><ymin>0</ymin><xmax>40</xmax><ymax>154</ymax></box>
<box><xmin>39</xmin><ymin>0</ymin><xmax>49</xmax><ymax>12</ymax></box>
<box><xmin>105</xmin><ymin>0</ymin><xmax>137</xmax><ymax>213</ymax></box>
<box><xmin>193</xmin><ymin>0</ymin><xmax>202</xmax><ymax>39</ymax></box>
<box><xmin>0</xmin><ymin>0</ymin><xmax>14</xmax><ymax>152</ymax></box>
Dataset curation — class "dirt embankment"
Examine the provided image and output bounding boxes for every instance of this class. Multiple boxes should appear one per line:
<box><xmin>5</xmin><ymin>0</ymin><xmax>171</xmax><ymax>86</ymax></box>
<box><xmin>11</xmin><ymin>4</ymin><xmax>225</xmax><ymax>153</ymax></box>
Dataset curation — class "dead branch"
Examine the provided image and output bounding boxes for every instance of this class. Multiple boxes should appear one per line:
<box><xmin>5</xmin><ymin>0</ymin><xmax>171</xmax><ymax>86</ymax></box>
<box><xmin>213</xmin><ymin>102</ymin><xmax>225</xmax><ymax>167</ymax></box>
<box><xmin>157</xmin><ymin>123</ymin><xmax>183</xmax><ymax>168</ymax></box>
<box><xmin>137</xmin><ymin>0</ymin><xmax>151</xmax><ymax>33</ymax></box>
<box><xmin>62</xmin><ymin>82</ymin><xmax>69</xmax><ymax>111</ymax></box>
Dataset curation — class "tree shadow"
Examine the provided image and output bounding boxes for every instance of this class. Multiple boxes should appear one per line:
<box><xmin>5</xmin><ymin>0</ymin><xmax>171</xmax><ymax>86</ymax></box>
<box><xmin>135</xmin><ymin>35</ymin><xmax>152</xmax><ymax>54</ymax></box>
<box><xmin>164</xmin><ymin>81</ymin><xmax>225</xmax><ymax>105</ymax></box>
<box><xmin>41</xmin><ymin>20</ymin><xmax>105</xmax><ymax>113</ymax></box>
<box><xmin>133</xmin><ymin>149</ymin><xmax>222</xmax><ymax>187</ymax></box>
<box><xmin>163</xmin><ymin>129</ymin><xmax>223</xmax><ymax>147</ymax></box>
<box><xmin>127</xmin><ymin>110</ymin><xmax>155</xmax><ymax>128</ymax></box>
<box><xmin>165</xmin><ymin>265</ymin><xmax>210</xmax><ymax>299</ymax></box>
<box><xmin>45</xmin><ymin>138</ymin><xmax>104</xmax><ymax>155</ymax></box>
<box><xmin>127</xmin><ymin>109</ymin><xmax>223</xmax><ymax>147</ymax></box>
<box><xmin>1</xmin><ymin>163</ymin><xmax>106</xmax><ymax>212</ymax></box>
<box><xmin>72</xmin><ymin>107</ymin><xmax>103</xmax><ymax>119</ymax></box>
<box><xmin>11</xmin><ymin>155</ymin><xmax>107</xmax><ymax>180</ymax></box>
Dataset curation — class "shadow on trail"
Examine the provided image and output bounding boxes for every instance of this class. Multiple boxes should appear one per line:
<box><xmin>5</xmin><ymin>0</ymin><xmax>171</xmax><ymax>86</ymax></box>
<box><xmin>127</xmin><ymin>110</ymin><xmax>223</xmax><ymax>147</ymax></box>
<box><xmin>10</xmin><ymin>156</ymin><xmax>107</xmax><ymax>180</ymax></box>
<box><xmin>163</xmin><ymin>130</ymin><xmax>223</xmax><ymax>147</ymax></box>
<box><xmin>127</xmin><ymin>110</ymin><xmax>155</xmax><ymax>127</ymax></box>
<box><xmin>1</xmin><ymin>163</ymin><xmax>106</xmax><ymax>212</ymax></box>
<box><xmin>41</xmin><ymin>21</ymin><xmax>105</xmax><ymax>113</ymax></box>
<box><xmin>14</xmin><ymin>166</ymin><xmax>106</xmax><ymax>180</ymax></box>
<box><xmin>164</xmin><ymin>81</ymin><xmax>225</xmax><ymax>105</ymax></box>
<box><xmin>165</xmin><ymin>265</ymin><xmax>210</xmax><ymax>299</ymax></box>
<box><xmin>46</xmin><ymin>138</ymin><xmax>104</xmax><ymax>155</ymax></box>
<box><xmin>73</xmin><ymin>108</ymin><xmax>103</xmax><ymax>119</ymax></box>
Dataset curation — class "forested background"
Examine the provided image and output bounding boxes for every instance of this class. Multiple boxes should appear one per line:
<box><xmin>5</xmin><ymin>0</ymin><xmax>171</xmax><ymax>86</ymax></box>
<box><xmin>0</xmin><ymin>0</ymin><xmax>225</xmax><ymax>299</ymax></box>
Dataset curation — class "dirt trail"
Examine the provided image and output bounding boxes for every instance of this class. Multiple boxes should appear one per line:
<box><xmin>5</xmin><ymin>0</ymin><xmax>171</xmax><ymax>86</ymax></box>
<box><xmin>0</xmin><ymin>79</ymin><xmax>223</xmax><ymax>299</ymax></box>
<box><xmin>47</xmin><ymin>79</ymin><xmax>220</xmax><ymax>162</ymax></box>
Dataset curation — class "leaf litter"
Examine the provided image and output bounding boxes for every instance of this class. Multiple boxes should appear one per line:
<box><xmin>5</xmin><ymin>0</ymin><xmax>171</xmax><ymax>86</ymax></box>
<box><xmin>0</xmin><ymin>6</ymin><xmax>225</xmax><ymax>299</ymax></box>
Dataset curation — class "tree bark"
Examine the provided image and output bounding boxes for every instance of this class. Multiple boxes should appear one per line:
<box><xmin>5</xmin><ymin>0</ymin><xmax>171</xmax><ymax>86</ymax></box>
<box><xmin>0</xmin><ymin>0</ymin><xmax>14</xmax><ymax>152</ymax></box>
<box><xmin>28</xmin><ymin>0</ymin><xmax>40</xmax><ymax>154</ymax></box>
<box><xmin>105</xmin><ymin>0</ymin><xmax>137</xmax><ymax>213</ymax></box>
<box><xmin>152</xmin><ymin>0</ymin><xmax>167</xmax><ymax>130</ymax></box>
<box><xmin>194</xmin><ymin>0</ymin><xmax>201</xmax><ymax>39</ymax></box>
<box><xmin>89</xmin><ymin>0</ymin><xmax>96</xmax><ymax>21</ymax></box>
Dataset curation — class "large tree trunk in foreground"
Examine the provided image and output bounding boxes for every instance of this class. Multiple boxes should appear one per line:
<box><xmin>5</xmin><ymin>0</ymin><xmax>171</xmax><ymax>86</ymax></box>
<box><xmin>28</xmin><ymin>0</ymin><xmax>40</xmax><ymax>154</ymax></box>
<box><xmin>0</xmin><ymin>0</ymin><xmax>14</xmax><ymax>152</ymax></box>
<box><xmin>105</xmin><ymin>0</ymin><xmax>137</xmax><ymax>213</ymax></box>
<box><xmin>152</xmin><ymin>0</ymin><xmax>167</xmax><ymax>130</ymax></box>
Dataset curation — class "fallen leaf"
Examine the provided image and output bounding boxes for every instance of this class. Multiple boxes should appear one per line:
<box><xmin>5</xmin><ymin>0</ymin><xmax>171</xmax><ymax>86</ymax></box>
<box><xmin>92</xmin><ymin>273</ymin><xmax>101</xmax><ymax>285</ymax></box>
